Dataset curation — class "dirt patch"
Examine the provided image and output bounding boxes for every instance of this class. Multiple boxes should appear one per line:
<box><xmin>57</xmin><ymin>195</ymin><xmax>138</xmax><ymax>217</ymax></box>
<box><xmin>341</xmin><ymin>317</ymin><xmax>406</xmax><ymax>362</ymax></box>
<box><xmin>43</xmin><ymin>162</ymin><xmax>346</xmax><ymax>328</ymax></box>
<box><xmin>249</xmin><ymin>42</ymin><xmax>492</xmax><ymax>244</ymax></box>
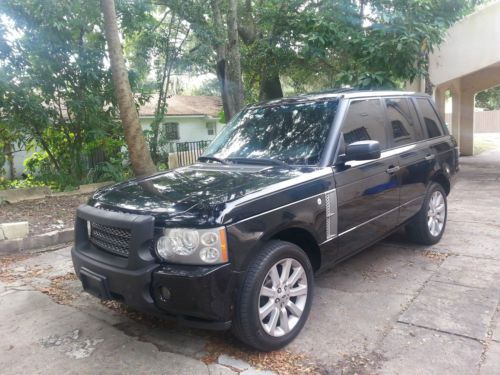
<box><xmin>0</xmin><ymin>253</ymin><xmax>30</xmax><ymax>267</ymax></box>
<box><xmin>334</xmin><ymin>352</ymin><xmax>386</xmax><ymax>375</ymax></box>
<box><xmin>421</xmin><ymin>250</ymin><xmax>449</xmax><ymax>261</ymax></box>
<box><xmin>0</xmin><ymin>255</ymin><xmax>43</xmax><ymax>283</ymax></box>
<box><xmin>202</xmin><ymin>334</ymin><xmax>326</xmax><ymax>375</ymax></box>
<box><xmin>0</xmin><ymin>193</ymin><xmax>90</xmax><ymax>236</ymax></box>
<box><xmin>39</xmin><ymin>273</ymin><xmax>79</xmax><ymax>305</ymax></box>
<box><xmin>0</xmin><ymin>254</ymin><xmax>78</xmax><ymax>307</ymax></box>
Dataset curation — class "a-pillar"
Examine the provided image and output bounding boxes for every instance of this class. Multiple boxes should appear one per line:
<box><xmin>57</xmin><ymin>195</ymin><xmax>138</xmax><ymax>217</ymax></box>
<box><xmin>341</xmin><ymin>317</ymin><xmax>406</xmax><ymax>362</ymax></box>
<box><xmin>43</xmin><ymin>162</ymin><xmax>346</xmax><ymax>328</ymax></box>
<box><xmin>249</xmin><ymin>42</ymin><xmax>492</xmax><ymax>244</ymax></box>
<box><xmin>459</xmin><ymin>89</ymin><xmax>475</xmax><ymax>156</ymax></box>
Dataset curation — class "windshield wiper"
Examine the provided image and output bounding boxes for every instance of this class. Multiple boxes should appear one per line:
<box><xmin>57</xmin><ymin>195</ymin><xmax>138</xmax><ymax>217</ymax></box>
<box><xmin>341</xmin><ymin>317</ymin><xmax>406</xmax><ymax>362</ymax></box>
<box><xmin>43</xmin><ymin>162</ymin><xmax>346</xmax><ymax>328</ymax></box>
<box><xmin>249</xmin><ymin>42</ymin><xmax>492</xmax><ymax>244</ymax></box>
<box><xmin>198</xmin><ymin>156</ymin><xmax>227</xmax><ymax>164</ymax></box>
<box><xmin>226</xmin><ymin>157</ymin><xmax>293</xmax><ymax>169</ymax></box>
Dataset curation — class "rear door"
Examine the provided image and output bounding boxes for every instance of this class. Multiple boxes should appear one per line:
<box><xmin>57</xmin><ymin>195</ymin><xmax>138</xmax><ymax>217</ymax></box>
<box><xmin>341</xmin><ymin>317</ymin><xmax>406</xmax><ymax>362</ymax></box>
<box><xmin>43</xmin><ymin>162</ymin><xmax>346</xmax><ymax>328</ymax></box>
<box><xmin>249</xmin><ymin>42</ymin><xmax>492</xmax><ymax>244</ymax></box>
<box><xmin>333</xmin><ymin>98</ymin><xmax>400</xmax><ymax>260</ymax></box>
<box><xmin>414</xmin><ymin>97</ymin><xmax>457</xmax><ymax>174</ymax></box>
<box><xmin>384</xmin><ymin>97</ymin><xmax>430</xmax><ymax>223</ymax></box>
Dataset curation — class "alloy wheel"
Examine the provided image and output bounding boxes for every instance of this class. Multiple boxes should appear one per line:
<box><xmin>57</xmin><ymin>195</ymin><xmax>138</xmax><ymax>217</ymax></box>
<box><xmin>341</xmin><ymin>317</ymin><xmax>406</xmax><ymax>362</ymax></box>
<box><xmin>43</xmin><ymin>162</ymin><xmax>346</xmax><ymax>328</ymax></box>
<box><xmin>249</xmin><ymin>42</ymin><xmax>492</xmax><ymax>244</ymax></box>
<box><xmin>258</xmin><ymin>258</ymin><xmax>308</xmax><ymax>337</ymax></box>
<box><xmin>427</xmin><ymin>190</ymin><xmax>446</xmax><ymax>237</ymax></box>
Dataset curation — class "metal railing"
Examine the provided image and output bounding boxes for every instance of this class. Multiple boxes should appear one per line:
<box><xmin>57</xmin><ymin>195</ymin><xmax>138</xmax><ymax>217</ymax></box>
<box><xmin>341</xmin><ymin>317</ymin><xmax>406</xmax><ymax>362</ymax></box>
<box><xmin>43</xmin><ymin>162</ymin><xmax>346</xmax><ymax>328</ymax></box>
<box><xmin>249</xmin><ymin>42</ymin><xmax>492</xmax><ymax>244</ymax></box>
<box><xmin>168</xmin><ymin>140</ymin><xmax>211</xmax><ymax>168</ymax></box>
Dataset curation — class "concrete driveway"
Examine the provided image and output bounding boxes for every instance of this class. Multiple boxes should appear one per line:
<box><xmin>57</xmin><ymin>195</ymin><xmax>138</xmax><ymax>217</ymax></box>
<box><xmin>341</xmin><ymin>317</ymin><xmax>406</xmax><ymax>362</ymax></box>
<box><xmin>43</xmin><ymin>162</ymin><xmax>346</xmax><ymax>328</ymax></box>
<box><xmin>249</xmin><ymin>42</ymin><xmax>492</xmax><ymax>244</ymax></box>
<box><xmin>1</xmin><ymin>146</ymin><xmax>499</xmax><ymax>374</ymax></box>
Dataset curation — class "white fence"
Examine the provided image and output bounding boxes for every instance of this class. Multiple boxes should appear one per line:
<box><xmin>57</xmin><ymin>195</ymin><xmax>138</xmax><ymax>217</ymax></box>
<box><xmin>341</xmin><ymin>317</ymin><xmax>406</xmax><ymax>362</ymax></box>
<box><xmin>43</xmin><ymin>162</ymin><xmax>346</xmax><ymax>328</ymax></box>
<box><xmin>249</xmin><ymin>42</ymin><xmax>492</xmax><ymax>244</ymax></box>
<box><xmin>445</xmin><ymin>110</ymin><xmax>500</xmax><ymax>133</ymax></box>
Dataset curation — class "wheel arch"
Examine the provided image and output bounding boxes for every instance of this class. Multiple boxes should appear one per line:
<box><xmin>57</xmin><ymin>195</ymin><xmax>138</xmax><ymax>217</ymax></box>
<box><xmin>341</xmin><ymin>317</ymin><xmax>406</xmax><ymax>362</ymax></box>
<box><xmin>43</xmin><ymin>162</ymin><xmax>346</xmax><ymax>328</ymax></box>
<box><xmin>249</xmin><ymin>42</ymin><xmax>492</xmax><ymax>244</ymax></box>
<box><xmin>270</xmin><ymin>227</ymin><xmax>321</xmax><ymax>272</ymax></box>
<box><xmin>430</xmin><ymin>171</ymin><xmax>451</xmax><ymax>195</ymax></box>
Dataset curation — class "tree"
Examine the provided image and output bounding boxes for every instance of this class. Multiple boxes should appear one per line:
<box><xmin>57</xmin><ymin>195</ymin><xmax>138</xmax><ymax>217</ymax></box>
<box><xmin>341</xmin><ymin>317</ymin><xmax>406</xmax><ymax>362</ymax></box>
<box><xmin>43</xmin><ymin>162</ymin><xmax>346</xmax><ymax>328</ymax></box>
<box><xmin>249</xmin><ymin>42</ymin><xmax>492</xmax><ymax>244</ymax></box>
<box><xmin>100</xmin><ymin>0</ymin><xmax>156</xmax><ymax>177</ymax></box>
<box><xmin>158</xmin><ymin>0</ymin><xmax>244</xmax><ymax>121</ymax></box>
<box><xmin>209</xmin><ymin>0</ymin><xmax>244</xmax><ymax>120</ymax></box>
<box><xmin>125</xmin><ymin>8</ymin><xmax>195</xmax><ymax>163</ymax></box>
<box><xmin>476</xmin><ymin>86</ymin><xmax>500</xmax><ymax>110</ymax></box>
<box><xmin>0</xmin><ymin>0</ymin><xmax>126</xmax><ymax>187</ymax></box>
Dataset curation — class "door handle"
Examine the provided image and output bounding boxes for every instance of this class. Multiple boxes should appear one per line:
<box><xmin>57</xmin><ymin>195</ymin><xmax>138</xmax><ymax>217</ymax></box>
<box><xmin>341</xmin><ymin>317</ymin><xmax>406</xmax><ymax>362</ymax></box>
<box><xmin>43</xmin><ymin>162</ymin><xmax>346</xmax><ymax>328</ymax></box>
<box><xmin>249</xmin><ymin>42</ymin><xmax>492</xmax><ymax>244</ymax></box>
<box><xmin>386</xmin><ymin>165</ymin><xmax>400</xmax><ymax>174</ymax></box>
<box><xmin>425</xmin><ymin>154</ymin><xmax>436</xmax><ymax>161</ymax></box>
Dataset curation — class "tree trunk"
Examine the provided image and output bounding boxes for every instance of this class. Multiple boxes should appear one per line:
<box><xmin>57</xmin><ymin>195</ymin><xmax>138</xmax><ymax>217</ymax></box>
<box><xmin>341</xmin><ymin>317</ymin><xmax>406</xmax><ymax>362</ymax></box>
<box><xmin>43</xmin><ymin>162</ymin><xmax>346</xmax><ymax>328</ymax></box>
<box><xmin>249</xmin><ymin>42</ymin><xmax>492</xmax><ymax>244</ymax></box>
<box><xmin>259</xmin><ymin>71</ymin><xmax>283</xmax><ymax>101</ymax></box>
<box><xmin>424</xmin><ymin>73</ymin><xmax>434</xmax><ymax>95</ymax></box>
<box><xmin>237</xmin><ymin>0</ymin><xmax>282</xmax><ymax>102</ymax></box>
<box><xmin>215</xmin><ymin>59</ymin><xmax>235</xmax><ymax>121</ymax></box>
<box><xmin>226</xmin><ymin>0</ymin><xmax>244</xmax><ymax>113</ymax></box>
<box><xmin>4</xmin><ymin>143</ymin><xmax>15</xmax><ymax>180</ymax></box>
<box><xmin>100</xmin><ymin>0</ymin><xmax>156</xmax><ymax>177</ymax></box>
<box><xmin>211</xmin><ymin>0</ymin><xmax>238</xmax><ymax>121</ymax></box>
<box><xmin>423</xmin><ymin>54</ymin><xmax>434</xmax><ymax>95</ymax></box>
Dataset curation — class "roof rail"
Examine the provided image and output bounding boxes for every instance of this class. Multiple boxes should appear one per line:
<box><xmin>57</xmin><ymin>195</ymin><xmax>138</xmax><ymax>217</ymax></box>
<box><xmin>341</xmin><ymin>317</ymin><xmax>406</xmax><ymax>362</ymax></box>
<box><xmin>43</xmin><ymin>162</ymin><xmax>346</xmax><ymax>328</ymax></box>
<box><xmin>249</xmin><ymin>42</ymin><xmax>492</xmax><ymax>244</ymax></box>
<box><xmin>301</xmin><ymin>87</ymin><xmax>368</xmax><ymax>96</ymax></box>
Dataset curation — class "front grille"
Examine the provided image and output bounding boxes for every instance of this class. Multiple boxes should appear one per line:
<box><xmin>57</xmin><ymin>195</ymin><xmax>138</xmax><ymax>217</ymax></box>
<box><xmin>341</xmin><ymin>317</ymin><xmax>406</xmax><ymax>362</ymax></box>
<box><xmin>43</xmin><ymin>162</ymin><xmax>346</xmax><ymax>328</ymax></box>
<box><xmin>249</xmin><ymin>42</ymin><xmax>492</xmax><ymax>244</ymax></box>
<box><xmin>89</xmin><ymin>222</ymin><xmax>131</xmax><ymax>258</ymax></box>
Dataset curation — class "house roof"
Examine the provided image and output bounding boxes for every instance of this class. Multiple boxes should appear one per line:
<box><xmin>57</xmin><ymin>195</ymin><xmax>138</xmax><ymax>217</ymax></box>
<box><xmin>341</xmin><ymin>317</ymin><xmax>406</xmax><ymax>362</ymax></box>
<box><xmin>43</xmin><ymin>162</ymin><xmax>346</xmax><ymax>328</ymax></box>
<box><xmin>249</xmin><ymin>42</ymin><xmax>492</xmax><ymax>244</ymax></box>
<box><xmin>139</xmin><ymin>95</ymin><xmax>222</xmax><ymax>118</ymax></box>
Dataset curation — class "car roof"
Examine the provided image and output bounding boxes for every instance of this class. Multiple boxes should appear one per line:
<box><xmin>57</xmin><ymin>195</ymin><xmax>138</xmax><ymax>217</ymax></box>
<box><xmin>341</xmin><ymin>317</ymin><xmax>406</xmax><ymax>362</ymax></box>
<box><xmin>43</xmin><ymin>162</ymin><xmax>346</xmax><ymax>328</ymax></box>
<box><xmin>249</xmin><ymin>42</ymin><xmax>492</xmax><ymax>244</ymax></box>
<box><xmin>249</xmin><ymin>89</ymin><xmax>431</xmax><ymax>108</ymax></box>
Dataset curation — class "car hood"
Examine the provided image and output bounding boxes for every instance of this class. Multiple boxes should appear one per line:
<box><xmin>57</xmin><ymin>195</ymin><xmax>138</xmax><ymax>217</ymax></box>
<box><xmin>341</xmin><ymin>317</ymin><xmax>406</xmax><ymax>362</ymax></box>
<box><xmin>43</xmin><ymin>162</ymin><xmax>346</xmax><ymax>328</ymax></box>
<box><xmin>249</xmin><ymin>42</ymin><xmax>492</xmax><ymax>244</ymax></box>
<box><xmin>88</xmin><ymin>163</ymin><xmax>328</xmax><ymax>226</ymax></box>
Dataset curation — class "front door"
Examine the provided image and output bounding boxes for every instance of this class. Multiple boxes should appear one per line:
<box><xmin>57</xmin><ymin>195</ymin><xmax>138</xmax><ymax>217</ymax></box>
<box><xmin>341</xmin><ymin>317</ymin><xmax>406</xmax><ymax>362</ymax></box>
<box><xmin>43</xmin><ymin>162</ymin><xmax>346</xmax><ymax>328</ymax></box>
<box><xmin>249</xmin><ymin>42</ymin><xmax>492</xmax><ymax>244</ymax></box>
<box><xmin>333</xmin><ymin>98</ymin><xmax>400</xmax><ymax>260</ymax></box>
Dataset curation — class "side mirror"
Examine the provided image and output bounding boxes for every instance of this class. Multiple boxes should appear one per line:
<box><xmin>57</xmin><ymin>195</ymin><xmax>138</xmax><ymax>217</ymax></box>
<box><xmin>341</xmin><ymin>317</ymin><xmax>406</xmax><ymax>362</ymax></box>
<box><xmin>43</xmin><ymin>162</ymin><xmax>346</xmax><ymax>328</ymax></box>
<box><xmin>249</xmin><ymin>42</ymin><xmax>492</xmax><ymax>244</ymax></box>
<box><xmin>345</xmin><ymin>140</ymin><xmax>381</xmax><ymax>162</ymax></box>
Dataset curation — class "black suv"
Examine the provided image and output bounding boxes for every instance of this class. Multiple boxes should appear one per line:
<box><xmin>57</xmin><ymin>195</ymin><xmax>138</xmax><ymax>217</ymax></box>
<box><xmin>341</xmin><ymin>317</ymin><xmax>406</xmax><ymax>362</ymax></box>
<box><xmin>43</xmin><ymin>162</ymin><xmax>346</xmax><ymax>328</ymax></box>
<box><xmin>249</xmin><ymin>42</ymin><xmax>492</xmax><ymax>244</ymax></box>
<box><xmin>72</xmin><ymin>90</ymin><xmax>458</xmax><ymax>351</ymax></box>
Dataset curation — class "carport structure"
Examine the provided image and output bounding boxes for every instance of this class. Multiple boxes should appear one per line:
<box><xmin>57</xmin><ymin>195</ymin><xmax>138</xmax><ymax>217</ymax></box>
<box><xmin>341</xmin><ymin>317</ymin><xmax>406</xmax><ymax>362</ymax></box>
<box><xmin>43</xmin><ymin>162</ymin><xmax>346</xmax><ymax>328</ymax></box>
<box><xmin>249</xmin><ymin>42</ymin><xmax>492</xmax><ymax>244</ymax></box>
<box><xmin>427</xmin><ymin>1</ymin><xmax>500</xmax><ymax>156</ymax></box>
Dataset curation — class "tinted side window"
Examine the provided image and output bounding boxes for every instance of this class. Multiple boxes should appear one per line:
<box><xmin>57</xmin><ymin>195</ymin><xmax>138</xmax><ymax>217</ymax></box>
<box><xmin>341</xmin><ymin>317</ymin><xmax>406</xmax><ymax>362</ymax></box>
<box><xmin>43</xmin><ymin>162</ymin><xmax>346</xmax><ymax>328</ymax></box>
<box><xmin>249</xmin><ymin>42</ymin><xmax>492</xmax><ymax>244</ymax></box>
<box><xmin>342</xmin><ymin>99</ymin><xmax>388</xmax><ymax>150</ymax></box>
<box><xmin>385</xmin><ymin>98</ymin><xmax>423</xmax><ymax>147</ymax></box>
<box><xmin>417</xmin><ymin>98</ymin><xmax>444</xmax><ymax>138</ymax></box>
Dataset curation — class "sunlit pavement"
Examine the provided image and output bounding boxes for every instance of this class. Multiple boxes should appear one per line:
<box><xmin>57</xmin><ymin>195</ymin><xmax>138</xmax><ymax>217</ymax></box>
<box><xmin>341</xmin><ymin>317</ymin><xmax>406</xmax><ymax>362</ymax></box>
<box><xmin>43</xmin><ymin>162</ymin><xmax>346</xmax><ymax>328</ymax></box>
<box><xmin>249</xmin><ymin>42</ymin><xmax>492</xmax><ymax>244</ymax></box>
<box><xmin>1</xmin><ymin>143</ymin><xmax>499</xmax><ymax>374</ymax></box>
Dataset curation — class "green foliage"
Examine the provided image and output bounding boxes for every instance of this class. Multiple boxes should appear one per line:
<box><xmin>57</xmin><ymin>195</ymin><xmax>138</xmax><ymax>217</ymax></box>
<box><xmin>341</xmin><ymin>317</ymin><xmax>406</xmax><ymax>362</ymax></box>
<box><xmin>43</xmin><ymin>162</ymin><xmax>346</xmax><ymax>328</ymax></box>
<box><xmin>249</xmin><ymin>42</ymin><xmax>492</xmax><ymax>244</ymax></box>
<box><xmin>0</xmin><ymin>176</ymin><xmax>46</xmax><ymax>190</ymax></box>
<box><xmin>123</xmin><ymin>3</ymin><xmax>212</xmax><ymax>163</ymax></box>
<box><xmin>0</xmin><ymin>0</ymin><xmax>128</xmax><ymax>188</ymax></box>
<box><xmin>85</xmin><ymin>160</ymin><xmax>132</xmax><ymax>184</ymax></box>
<box><xmin>476</xmin><ymin>86</ymin><xmax>500</xmax><ymax>110</ymax></box>
<box><xmin>168</xmin><ymin>0</ymin><xmax>481</xmax><ymax>99</ymax></box>
<box><xmin>284</xmin><ymin>0</ymin><xmax>482</xmax><ymax>89</ymax></box>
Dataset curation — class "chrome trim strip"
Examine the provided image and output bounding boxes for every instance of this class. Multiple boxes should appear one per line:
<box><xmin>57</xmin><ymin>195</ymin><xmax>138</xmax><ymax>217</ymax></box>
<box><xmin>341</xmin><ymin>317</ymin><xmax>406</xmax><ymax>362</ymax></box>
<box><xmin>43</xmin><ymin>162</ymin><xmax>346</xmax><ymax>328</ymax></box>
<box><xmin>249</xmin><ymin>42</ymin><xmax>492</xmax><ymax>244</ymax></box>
<box><xmin>319</xmin><ymin>196</ymin><xmax>423</xmax><ymax>245</ymax></box>
<box><xmin>345</xmin><ymin>143</ymin><xmax>418</xmax><ymax>168</ymax></box>
<box><xmin>325</xmin><ymin>190</ymin><xmax>338</xmax><ymax>239</ymax></box>
<box><xmin>231</xmin><ymin>188</ymin><xmax>337</xmax><ymax>225</ymax></box>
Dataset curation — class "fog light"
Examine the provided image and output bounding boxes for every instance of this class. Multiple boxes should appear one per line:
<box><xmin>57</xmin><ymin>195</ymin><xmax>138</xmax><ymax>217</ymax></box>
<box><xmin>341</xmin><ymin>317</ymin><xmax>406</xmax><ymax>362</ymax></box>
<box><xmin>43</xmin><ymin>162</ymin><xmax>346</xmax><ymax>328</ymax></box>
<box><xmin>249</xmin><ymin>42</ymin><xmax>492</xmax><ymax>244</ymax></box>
<box><xmin>86</xmin><ymin>220</ymin><xmax>92</xmax><ymax>237</ymax></box>
<box><xmin>160</xmin><ymin>286</ymin><xmax>171</xmax><ymax>301</ymax></box>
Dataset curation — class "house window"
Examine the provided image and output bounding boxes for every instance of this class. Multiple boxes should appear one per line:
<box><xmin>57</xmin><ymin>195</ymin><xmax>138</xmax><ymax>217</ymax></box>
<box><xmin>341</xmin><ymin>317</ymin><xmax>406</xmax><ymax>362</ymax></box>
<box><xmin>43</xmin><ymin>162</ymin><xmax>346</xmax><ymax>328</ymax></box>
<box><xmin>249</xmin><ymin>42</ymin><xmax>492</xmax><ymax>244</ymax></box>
<box><xmin>164</xmin><ymin>122</ymin><xmax>179</xmax><ymax>140</ymax></box>
<box><xmin>206</xmin><ymin>122</ymin><xmax>215</xmax><ymax>136</ymax></box>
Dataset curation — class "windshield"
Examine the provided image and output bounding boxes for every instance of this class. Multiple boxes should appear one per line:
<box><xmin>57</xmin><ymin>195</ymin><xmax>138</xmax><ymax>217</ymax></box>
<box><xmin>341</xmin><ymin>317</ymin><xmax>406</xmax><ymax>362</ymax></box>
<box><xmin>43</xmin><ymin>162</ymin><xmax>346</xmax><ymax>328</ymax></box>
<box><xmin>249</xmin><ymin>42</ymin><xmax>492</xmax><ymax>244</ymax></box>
<box><xmin>202</xmin><ymin>100</ymin><xmax>338</xmax><ymax>165</ymax></box>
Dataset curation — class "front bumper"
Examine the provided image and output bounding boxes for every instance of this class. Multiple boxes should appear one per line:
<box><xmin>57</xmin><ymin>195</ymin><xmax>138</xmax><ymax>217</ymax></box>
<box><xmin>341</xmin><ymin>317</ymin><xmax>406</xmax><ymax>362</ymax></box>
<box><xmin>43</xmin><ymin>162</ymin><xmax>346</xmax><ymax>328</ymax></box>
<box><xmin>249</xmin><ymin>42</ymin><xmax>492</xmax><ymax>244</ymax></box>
<box><xmin>72</xmin><ymin>204</ymin><xmax>240</xmax><ymax>330</ymax></box>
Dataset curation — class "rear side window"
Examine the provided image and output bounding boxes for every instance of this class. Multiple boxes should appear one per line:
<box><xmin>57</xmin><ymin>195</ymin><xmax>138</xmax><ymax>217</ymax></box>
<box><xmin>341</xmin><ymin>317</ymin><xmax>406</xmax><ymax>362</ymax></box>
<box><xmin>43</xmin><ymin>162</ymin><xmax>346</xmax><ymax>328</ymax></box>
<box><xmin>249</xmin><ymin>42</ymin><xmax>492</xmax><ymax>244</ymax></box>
<box><xmin>385</xmin><ymin>98</ymin><xmax>423</xmax><ymax>147</ymax></box>
<box><xmin>341</xmin><ymin>99</ymin><xmax>388</xmax><ymax>150</ymax></box>
<box><xmin>416</xmin><ymin>98</ymin><xmax>444</xmax><ymax>138</ymax></box>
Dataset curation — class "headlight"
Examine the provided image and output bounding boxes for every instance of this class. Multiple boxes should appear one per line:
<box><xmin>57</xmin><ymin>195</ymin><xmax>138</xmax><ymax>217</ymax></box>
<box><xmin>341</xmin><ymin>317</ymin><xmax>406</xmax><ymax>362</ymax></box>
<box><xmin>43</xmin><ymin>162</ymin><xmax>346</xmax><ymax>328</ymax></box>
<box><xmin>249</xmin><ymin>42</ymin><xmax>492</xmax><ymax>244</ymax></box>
<box><xmin>155</xmin><ymin>227</ymin><xmax>228</xmax><ymax>265</ymax></box>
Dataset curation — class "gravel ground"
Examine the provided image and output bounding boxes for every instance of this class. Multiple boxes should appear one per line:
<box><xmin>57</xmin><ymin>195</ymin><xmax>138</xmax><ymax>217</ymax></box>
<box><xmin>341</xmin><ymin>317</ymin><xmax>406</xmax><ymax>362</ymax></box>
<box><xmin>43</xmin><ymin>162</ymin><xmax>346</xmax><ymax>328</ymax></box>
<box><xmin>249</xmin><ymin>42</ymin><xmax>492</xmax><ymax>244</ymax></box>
<box><xmin>0</xmin><ymin>194</ymin><xmax>90</xmax><ymax>236</ymax></box>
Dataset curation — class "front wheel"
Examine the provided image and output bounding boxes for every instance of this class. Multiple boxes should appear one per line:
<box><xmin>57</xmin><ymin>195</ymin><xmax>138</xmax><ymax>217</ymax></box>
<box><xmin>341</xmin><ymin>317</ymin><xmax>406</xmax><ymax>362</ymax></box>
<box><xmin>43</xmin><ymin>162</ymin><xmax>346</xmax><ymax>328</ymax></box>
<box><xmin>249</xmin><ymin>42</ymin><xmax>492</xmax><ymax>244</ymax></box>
<box><xmin>406</xmin><ymin>182</ymin><xmax>448</xmax><ymax>245</ymax></box>
<box><xmin>232</xmin><ymin>240</ymin><xmax>314</xmax><ymax>351</ymax></box>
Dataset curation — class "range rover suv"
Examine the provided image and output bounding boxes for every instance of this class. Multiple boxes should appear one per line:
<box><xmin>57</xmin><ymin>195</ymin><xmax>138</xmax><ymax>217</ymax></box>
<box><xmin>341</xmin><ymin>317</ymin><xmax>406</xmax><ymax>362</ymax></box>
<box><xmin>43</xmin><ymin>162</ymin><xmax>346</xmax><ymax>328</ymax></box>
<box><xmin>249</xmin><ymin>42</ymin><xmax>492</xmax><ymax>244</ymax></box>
<box><xmin>72</xmin><ymin>90</ymin><xmax>458</xmax><ymax>351</ymax></box>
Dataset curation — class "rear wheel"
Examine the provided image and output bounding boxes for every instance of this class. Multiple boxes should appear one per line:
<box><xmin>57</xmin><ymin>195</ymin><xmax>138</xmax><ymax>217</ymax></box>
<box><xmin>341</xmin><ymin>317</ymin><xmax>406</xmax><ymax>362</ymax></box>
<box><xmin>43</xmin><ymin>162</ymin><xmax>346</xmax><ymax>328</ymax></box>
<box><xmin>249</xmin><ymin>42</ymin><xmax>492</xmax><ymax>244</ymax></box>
<box><xmin>406</xmin><ymin>182</ymin><xmax>447</xmax><ymax>245</ymax></box>
<box><xmin>232</xmin><ymin>240</ymin><xmax>314</xmax><ymax>351</ymax></box>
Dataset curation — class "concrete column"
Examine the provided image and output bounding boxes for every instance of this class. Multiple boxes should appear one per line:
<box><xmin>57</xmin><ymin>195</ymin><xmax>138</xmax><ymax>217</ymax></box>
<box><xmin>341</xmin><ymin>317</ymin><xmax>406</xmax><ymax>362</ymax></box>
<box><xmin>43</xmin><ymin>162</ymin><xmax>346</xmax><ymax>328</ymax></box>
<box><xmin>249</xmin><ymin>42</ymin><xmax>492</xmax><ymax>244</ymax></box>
<box><xmin>459</xmin><ymin>90</ymin><xmax>475</xmax><ymax>156</ymax></box>
<box><xmin>434</xmin><ymin>86</ymin><xmax>446</xmax><ymax>120</ymax></box>
<box><xmin>451</xmin><ymin>91</ymin><xmax>461</xmax><ymax>141</ymax></box>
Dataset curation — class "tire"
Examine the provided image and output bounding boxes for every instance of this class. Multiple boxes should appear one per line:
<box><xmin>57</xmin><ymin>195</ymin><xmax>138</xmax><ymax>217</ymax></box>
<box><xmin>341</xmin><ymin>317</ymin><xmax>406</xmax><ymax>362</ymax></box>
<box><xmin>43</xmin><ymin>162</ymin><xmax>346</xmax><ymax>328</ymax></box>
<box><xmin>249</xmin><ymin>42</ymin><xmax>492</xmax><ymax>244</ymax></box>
<box><xmin>232</xmin><ymin>240</ymin><xmax>314</xmax><ymax>351</ymax></box>
<box><xmin>406</xmin><ymin>182</ymin><xmax>448</xmax><ymax>245</ymax></box>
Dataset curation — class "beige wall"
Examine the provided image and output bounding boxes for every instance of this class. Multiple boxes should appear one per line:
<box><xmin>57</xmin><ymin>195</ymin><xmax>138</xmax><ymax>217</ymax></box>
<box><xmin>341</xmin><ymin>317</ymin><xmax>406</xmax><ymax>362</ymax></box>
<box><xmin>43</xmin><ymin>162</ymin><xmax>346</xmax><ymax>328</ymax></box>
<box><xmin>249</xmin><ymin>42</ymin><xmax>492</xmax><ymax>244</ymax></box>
<box><xmin>429</xmin><ymin>2</ymin><xmax>500</xmax><ymax>87</ymax></box>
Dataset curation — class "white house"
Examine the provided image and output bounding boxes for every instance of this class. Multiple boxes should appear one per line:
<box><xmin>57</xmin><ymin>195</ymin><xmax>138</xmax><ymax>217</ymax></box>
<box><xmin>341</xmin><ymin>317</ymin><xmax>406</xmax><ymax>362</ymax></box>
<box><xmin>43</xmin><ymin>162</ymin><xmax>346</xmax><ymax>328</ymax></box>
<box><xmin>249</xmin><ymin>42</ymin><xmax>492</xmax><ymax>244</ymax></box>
<box><xmin>139</xmin><ymin>95</ymin><xmax>224</xmax><ymax>145</ymax></box>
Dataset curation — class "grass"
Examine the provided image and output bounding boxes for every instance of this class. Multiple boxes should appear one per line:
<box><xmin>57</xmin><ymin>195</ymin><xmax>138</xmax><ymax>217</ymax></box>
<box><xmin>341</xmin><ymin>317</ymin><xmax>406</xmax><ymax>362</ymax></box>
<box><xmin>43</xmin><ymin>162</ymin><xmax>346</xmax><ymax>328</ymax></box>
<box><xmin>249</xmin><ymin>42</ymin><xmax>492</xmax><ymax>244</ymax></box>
<box><xmin>473</xmin><ymin>133</ymin><xmax>500</xmax><ymax>155</ymax></box>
